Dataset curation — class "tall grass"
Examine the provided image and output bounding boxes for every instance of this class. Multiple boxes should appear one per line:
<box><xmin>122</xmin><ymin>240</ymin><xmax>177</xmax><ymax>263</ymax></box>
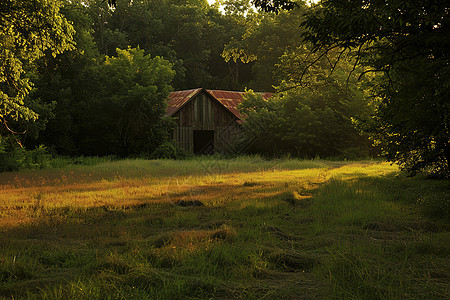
<box><xmin>312</xmin><ymin>179</ymin><xmax>390</xmax><ymax>228</ymax></box>
<box><xmin>311</xmin><ymin>177</ymin><xmax>449</xmax><ymax>299</ymax></box>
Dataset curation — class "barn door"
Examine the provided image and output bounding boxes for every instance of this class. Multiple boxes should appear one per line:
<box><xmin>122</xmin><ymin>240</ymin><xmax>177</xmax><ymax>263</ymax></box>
<box><xmin>193</xmin><ymin>130</ymin><xmax>214</xmax><ymax>155</ymax></box>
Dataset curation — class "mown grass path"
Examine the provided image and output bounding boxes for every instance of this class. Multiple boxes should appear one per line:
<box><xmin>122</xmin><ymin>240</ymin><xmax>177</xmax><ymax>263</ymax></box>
<box><xmin>0</xmin><ymin>158</ymin><xmax>448</xmax><ymax>299</ymax></box>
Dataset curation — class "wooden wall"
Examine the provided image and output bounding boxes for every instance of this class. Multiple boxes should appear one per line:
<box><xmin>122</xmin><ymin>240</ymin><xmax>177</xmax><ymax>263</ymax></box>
<box><xmin>172</xmin><ymin>91</ymin><xmax>241</xmax><ymax>154</ymax></box>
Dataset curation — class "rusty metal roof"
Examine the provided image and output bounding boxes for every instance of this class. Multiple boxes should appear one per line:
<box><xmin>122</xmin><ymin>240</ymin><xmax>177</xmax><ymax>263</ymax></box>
<box><xmin>166</xmin><ymin>88</ymin><xmax>272</xmax><ymax>120</ymax></box>
<box><xmin>166</xmin><ymin>88</ymin><xmax>203</xmax><ymax>116</ymax></box>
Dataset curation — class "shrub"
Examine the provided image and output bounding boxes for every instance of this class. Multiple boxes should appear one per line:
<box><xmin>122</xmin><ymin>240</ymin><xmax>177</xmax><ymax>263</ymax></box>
<box><xmin>151</xmin><ymin>141</ymin><xmax>189</xmax><ymax>159</ymax></box>
<box><xmin>0</xmin><ymin>142</ymin><xmax>50</xmax><ymax>172</ymax></box>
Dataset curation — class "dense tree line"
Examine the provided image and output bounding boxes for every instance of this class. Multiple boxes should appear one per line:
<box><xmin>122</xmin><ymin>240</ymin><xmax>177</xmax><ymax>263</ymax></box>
<box><xmin>3</xmin><ymin>0</ymin><xmax>368</xmax><ymax>162</ymax></box>
<box><xmin>10</xmin><ymin>0</ymin><xmax>256</xmax><ymax>158</ymax></box>
<box><xmin>230</xmin><ymin>3</ymin><xmax>373</xmax><ymax>158</ymax></box>
<box><xmin>252</xmin><ymin>0</ymin><xmax>450</xmax><ymax>176</ymax></box>
<box><xmin>4</xmin><ymin>0</ymin><xmax>443</xmax><ymax>177</ymax></box>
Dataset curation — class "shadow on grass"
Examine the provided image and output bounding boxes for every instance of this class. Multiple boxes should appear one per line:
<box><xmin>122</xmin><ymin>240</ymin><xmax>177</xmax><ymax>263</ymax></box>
<box><xmin>0</xmin><ymin>179</ymin><xmax>324</xmax><ymax>298</ymax></box>
<box><xmin>1</xmin><ymin>169</ymin><xmax>448</xmax><ymax>299</ymax></box>
<box><xmin>308</xmin><ymin>173</ymin><xmax>450</xmax><ymax>299</ymax></box>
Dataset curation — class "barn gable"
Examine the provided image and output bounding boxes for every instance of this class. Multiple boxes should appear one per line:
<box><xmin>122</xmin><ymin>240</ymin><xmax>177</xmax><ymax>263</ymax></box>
<box><xmin>166</xmin><ymin>88</ymin><xmax>272</xmax><ymax>154</ymax></box>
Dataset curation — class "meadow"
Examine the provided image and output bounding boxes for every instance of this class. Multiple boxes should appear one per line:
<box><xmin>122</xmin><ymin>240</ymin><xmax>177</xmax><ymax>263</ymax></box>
<box><xmin>0</xmin><ymin>157</ymin><xmax>448</xmax><ymax>299</ymax></box>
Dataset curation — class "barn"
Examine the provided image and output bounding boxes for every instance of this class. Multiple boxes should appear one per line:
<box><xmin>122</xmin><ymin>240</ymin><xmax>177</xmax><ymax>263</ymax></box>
<box><xmin>166</xmin><ymin>88</ymin><xmax>272</xmax><ymax>155</ymax></box>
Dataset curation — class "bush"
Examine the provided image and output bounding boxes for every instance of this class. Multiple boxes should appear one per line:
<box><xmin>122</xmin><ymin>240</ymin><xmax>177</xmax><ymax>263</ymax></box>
<box><xmin>0</xmin><ymin>141</ymin><xmax>50</xmax><ymax>172</ymax></box>
<box><xmin>151</xmin><ymin>141</ymin><xmax>189</xmax><ymax>159</ymax></box>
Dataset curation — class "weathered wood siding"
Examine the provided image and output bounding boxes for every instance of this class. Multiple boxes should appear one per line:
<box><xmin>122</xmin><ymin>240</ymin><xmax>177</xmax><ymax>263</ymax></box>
<box><xmin>172</xmin><ymin>91</ymin><xmax>241</xmax><ymax>154</ymax></box>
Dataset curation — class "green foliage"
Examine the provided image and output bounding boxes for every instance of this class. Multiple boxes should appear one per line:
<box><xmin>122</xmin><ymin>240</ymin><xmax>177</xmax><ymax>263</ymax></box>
<box><xmin>252</xmin><ymin>0</ymin><xmax>296</xmax><ymax>13</ymax></box>
<box><xmin>254</xmin><ymin>0</ymin><xmax>450</xmax><ymax>176</ymax></box>
<box><xmin>151</xmin><ymin>141</ymin><xmax>189</xmax><ymax>159</ymax></box>
<box><xmin>0</xmin><ymin>0</ymin><xmax>74</xmax><ymax>171</ymax></box>
<box><xmin>366</xmin><ymin>58</ymin><xmax>450</xmax><ymax>177</ymax></box>
<box><xmin>225</xmin><ymin>4</ymin><xmax>374</xmax><ymax>159</ymax></box>
<box><xmin>223</xmin><ymin>5</ymin><xmax>307</xmax><ymax>91</ymax></box>
<box><xmin>25</xmin><ymin>0</ymin><xmax>104</xmax><ymax>155</ymax></box>
<box><xmin>81</xmin><ymin>47</ymin><xmax>175</xmax><ymax>156</ymax></box>
<box><xmin>0</xmin><ymin>139</ymin><xmax>50</xmax><ymax>171</ymax></box>
<box><xmin>300</xmin><ymin>0</ymin><xmax>450</xmax><ymax>176</ymax></box>
<box><xmin>0</xmin><ymin>0</ymin><xmax>74</xmax><ymax>124</ymax></box>
<box><xmin>88</xmin><ymin>0</ymin><xmax>248</xmax><ymax>90</ymax></box>
<box><xmin>240</xmin><ymin>82</ymin><xmax>372</xmax><ymax>158</ymax></box>
<box><xmin>29</xmin><ymin>43</ymin><xmax>175</xmax><ymax>157</ymax></box>
<box><xmin>238</xmin><ymin>90</ymin><xmax>284</xmax><ymax>154</ymax></box>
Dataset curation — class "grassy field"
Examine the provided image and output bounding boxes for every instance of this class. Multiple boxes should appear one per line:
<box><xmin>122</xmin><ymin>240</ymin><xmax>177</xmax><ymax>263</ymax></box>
<box><xmin>0</xmin><ymin>157</ymin><xmax>449</xmax><ymax>299</ymax></box>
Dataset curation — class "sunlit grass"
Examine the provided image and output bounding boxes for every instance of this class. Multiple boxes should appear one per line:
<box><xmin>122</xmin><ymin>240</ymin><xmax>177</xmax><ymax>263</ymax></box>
<box><xmin>0</xmin><ymin>158</ymin><xmax>393</xmax><ymax>228</ymax></box>
<box><xmin>0</xmin><ymin>157</ymin><xmax>448</xmax><ymax>299</ymax></box>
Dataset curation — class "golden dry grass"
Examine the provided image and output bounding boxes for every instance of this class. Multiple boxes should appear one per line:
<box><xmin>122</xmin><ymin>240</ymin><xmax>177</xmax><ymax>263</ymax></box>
<box><xmin>0</xmin><ymin>160</ymin><xmax>396</xmax><ymax>228</ymax></box>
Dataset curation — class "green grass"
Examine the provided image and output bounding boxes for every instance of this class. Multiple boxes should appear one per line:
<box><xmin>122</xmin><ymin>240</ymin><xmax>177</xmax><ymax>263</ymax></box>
<box><xmin>0</xmin><ymin>157</ymin><xmax>448</xmax><ymax>299</ymax></box>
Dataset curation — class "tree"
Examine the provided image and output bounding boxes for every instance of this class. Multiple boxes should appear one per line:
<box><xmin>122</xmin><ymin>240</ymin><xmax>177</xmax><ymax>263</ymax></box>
<box><xmin>79</xmin><ymin>47</ymin><xmax>175</xmax><ymax>156</ymax></box>
<box><xmin>365</xmin><ymin>57</ymin><xmax>450</xmax><ymax>176</ymax></box>
<box><xmin>239</xmin><ymin>61</ymin><xmax>372</xmax><ymax>159</ymax></box>
<box><xmin>0</xmin><ymin>0</ymin><xmax>74</xmax><ymax>134</ymax></box>
<box><xmin>223</xmin><ymin>1</ymin><xmax>373</xmax><ymax>158</ymax></box>
<box><xmin>87</xmin><ymin>0</ymin><xmax>248</xmax><ymax>90</ymax></box>
<box><xmin>253</xmin><ymin>0</ymin><xmax>450</xmax><ymax>176</ymax></box>
<box><xmin>252</xmin><ymin>0</ymin><xmax>297</xmax><ymax>13</ymax></box>
<box><xmin>25</xmin><ymin>0</ymin><xmax>102</xmax><ymax>154</ymax></box>
<box><xmin>1</xmin><ymin>0</ymin><xmax>74</xmax><ymax>170</ymax></box>
<box><xmin>222</xmin><ymin>5</ymin><xmax>308</xmax><ymax>91</ymax></box>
